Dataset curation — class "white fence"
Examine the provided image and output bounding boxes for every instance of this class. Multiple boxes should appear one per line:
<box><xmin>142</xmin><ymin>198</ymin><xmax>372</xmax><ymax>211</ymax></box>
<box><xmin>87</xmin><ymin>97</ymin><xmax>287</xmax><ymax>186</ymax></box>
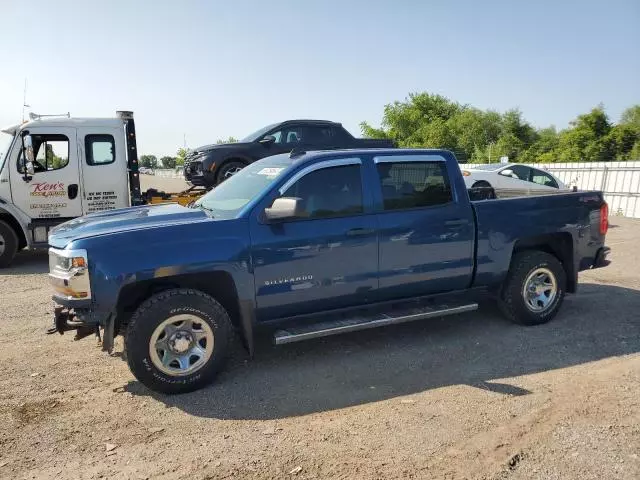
<box><xmin>152</xmin><ymin>162</ymin><xmax>640</xmax><ymax>219</ymax></box>
<box><xmin>151</xmin><ymin>169</ymin><xmax>184</xmax><ymax>179</ymax></box>
<box><xmin>466</xmin><ymin>161</ymin><xmax>640</xmax><ymax>218</ymax></box>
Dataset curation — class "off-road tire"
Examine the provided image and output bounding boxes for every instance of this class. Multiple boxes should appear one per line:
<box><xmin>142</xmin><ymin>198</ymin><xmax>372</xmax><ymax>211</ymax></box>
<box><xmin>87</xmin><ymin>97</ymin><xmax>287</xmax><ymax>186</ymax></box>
<box><xmin>125</xmin><ymin>288</ymin><xmax>233</xmax><ymax>394</ymax></box>
<box><xmin>0</xmin><ymin>220</ymin><xmax>19</xmax><ymax>268</ymax></box>
<box><xmin>498</xmin><ymin>250</ymin><xmax>566</xmax><ymax>326</ymax></box>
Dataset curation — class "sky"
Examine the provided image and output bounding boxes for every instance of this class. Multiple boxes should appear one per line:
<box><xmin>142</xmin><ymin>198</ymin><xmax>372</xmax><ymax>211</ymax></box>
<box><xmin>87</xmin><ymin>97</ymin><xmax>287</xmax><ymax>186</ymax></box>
<box><xmin>0</xmin><ymin>0</ymin><xmax>638</xmax><ymax>157</ymax></box>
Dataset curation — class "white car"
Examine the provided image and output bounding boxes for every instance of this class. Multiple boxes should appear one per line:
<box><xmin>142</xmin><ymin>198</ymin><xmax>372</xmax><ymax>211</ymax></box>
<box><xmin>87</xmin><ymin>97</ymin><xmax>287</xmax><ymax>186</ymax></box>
<box><xmin>461</xmin><ymin>163</ymin><xmax>567</xmax><ymax>193</ymax></box>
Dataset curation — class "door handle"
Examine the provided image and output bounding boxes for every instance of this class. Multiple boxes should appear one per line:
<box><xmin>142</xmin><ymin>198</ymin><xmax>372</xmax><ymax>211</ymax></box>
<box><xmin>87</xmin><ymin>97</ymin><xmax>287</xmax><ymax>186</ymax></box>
<box><xmin>346</xmin><ymin>228</ymin><xmax>375</xmax><ymax>237</ymax></box>
<box><xmin>68</xmin><ymin>184</ymin><xmax>79</xmax><ymax>200</ymax></box>
<box><xmin>444</xmin><ymin>219</ymin><xmax>469</xmax><ymax>227</ymax></box>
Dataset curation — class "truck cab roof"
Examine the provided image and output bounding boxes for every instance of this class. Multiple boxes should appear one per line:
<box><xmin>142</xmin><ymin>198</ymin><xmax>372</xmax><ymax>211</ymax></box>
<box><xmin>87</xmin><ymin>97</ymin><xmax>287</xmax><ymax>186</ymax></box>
<box><xmin>2</xmin><ymin>116</ymin><xmax>124</xmax><ymax>135</ymax></box>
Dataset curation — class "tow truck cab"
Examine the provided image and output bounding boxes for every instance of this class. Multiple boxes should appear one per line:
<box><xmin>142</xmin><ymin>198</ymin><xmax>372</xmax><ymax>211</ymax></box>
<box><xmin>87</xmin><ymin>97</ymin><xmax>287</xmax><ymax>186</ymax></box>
<box><xmin>0</xmin><ymin>111</ymin><xmax>143</xmax><ymax>266</ymax></box>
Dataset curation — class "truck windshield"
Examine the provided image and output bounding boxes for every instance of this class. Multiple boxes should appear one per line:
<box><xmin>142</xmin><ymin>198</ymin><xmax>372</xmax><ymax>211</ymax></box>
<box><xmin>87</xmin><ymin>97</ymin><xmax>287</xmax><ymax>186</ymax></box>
<box><xmin>0</xmin><ymin>132</ymin><xmax>15</xmax><ymax>167</ymax></box>
<box><xmin>240</xmin><ymin>123</ymin><xmax>279</xmax><ymax>143</ymax></box>
<box><xmin>194</xmin><ymin>155</ymin><xmax>292</xmax><ymax>219</ymax></box>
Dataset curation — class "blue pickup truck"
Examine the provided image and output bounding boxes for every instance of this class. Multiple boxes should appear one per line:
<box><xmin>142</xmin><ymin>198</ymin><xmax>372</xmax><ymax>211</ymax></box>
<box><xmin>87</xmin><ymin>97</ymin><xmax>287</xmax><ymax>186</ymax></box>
<box><xmin>48</xmin><ymin>148</ymin><xmax>610</xmax><ymax>393</ymax></box>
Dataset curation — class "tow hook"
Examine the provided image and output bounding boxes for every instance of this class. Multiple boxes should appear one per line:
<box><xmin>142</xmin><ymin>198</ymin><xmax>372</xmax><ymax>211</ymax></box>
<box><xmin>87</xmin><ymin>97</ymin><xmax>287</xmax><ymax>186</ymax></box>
<box><xmin>46</xmin><ymin>307</ymin><xmax>97</xmax><ymax>341</ymax></box>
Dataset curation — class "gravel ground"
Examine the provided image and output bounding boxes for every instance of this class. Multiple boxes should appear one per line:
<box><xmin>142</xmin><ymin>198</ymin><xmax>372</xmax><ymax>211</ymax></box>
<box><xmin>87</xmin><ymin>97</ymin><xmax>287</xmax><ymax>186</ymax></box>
<box><xmin>0</xmin><ymin>210</ymin><xmax>638</xmax><ymax>480</ymax></box>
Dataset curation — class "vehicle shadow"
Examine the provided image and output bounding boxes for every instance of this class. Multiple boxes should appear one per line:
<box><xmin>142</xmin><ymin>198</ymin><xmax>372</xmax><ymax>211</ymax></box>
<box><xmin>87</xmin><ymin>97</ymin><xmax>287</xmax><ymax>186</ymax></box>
<box><xmin>125</xmin><ymin>283</ymin><xmax>640</xmax><ymax>419</ymax></box>
<box><xmin>1</xmin><ymin>250</ymin><xmax>49</xmax><ymax>275</ymax></box>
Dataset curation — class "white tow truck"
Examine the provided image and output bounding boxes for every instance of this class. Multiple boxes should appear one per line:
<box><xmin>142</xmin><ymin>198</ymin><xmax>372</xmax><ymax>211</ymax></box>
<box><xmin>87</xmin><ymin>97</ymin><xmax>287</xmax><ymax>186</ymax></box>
<box><xmin>0</xmin><ymin>111</ymin><xmax>202</xmax><ymax>267</ymax></box>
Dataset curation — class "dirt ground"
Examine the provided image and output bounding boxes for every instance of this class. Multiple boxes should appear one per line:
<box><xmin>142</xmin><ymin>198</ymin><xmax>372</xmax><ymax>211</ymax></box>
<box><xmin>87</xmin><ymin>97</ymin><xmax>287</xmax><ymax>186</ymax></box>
<box><xmin>0</xmin><ymin>208</ymin><xmax>638</xmax><ymax>479</ymax></box>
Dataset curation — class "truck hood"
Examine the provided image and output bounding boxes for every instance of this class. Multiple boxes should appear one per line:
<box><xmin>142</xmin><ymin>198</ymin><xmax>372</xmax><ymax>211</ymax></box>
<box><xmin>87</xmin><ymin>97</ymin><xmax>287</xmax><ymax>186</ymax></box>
<box><xmin>48</xmin><ymin>203</ymin><xmax>209</xmax><ymax>248</ymax></box>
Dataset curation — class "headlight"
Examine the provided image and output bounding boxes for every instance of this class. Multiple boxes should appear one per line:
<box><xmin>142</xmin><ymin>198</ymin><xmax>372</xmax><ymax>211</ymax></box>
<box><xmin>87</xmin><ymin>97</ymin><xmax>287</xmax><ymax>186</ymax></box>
<box><xmin>462</xmin><ymin>171</ymin><xmax>471</xmax><ymax>177</ymax></box>
<box><xmin>49</xmin><ymin>248</ymin><xmax>91</xmax><ymax>300</ymax></box>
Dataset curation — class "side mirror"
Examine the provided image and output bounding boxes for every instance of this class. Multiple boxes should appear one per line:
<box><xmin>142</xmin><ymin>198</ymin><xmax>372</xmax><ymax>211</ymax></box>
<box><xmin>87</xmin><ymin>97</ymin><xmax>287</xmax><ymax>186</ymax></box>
<box><xmin>500</xmin><ymin>168</ymin><xmax>516</xmax><ymax>178</ymax></box>
<box><xmin>263</xmin><ymin>197</ymin><xmax>304</xmax><ymax>222</ymax></box>
<box><xmin>21</xmin><ymin>133</ymin><xmax>35</xmax><ymax>181</ymax></box>
<box><xmin>23</xmin><ymin>134</ymin><xmax>35</xmax><ymax>163</ymax></box>
<box><xmin>259</xmin><ymin>135</ymin><xmax>276</xmax><ymax>146</ymax></box>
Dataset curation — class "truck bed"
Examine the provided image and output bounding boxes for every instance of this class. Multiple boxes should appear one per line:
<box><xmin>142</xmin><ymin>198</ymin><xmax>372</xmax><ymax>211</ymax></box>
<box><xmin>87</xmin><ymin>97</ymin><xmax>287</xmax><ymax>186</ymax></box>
<box><xmin>471</xmin><ymin>190</ymin><xmax>606</xmax><ymax>290</ymax></box>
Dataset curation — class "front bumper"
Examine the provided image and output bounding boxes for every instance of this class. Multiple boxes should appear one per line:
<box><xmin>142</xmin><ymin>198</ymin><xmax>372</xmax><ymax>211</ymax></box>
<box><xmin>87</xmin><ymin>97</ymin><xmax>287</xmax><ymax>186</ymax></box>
<box><xmin>184</xmin><ymin>161</ymin><xmax>216</xmax><ymax>186</ymax></box>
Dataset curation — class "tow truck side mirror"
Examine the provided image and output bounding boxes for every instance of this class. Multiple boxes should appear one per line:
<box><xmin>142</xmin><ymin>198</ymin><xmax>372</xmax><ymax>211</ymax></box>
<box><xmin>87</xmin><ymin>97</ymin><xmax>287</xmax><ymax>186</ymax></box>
<box><xmin>21</xmin><ymin>134</ymin><xmax>35</xmax><ymax>181</ymax></box>
<box><xmin>263</xmin><ymin>197</ymin><xmax>304</xmax><ymax>222</ymax></box>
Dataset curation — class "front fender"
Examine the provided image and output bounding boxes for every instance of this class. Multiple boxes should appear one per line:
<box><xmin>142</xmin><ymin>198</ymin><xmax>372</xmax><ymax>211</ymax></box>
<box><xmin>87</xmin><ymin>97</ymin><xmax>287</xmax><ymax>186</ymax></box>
<box><xmin>70</xmin><ymin>218</ymin><xmax>256</xmax><ymax>351</ymax></box>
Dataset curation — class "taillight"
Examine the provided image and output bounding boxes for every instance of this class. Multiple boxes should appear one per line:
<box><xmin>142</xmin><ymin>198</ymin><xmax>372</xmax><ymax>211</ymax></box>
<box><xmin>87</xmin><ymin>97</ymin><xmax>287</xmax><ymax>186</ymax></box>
<box><xmin>600</xmin><ymin>202</ymin><xmax>608</xmax><ymax>235</ymax></box>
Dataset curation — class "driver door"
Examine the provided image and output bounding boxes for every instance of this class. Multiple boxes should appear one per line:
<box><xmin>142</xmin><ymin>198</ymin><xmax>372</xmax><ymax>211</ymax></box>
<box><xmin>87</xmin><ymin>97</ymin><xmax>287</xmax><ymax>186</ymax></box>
<box><xmin>9</xmin><ymin>127</ymin><xmax>83</xmax><ymax>220</ymax></box>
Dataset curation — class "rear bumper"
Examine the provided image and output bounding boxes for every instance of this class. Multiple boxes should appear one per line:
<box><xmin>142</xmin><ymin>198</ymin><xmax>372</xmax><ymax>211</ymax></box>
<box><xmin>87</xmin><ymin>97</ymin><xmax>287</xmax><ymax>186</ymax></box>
<box><xmin>594</xmin><ymin>246</ymin><xmax>611</xmax><ymax>268</ymax></box>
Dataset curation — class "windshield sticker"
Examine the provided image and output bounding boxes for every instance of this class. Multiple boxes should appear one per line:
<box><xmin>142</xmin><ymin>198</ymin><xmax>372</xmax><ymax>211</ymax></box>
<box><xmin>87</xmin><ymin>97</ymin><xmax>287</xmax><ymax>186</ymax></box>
<box><xmin>257</xmin><ymin>167</ymin><xmax>284</xmax><ymax>177</ymax></box>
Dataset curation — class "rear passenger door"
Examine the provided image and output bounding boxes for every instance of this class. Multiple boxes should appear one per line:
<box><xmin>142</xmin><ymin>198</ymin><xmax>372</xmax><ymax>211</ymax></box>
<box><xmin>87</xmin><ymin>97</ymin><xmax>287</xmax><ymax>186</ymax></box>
<box><xmin>373</xmin><ymin>155</ymin><xmax>475</xmax><ymax>300</ymax></box>
<box><xmin>77</xmin><ymin>126</ymin><xmax>130</xmax><ymax>214</ymax></box>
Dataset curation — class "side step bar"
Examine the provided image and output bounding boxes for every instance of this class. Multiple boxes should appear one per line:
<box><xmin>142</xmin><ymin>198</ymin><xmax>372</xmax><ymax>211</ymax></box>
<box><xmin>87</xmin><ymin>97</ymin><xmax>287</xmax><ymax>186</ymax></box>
<box><xmin>273</xmin><ymin>301</ymin><xmax>478</xmax><ymax>345</ymax></box>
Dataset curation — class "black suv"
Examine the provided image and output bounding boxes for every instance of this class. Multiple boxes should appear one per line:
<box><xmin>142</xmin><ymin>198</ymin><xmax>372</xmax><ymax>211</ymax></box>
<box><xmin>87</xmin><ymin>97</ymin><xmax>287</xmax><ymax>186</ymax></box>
<box><xmin>184</xmin><ymin>119</ymin><xmax>395</xmax><ymax>187</ymax></box>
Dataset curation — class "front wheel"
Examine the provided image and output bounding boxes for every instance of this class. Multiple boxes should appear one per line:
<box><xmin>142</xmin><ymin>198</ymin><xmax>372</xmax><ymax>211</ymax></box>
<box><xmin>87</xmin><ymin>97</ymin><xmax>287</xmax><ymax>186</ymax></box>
<box><xmin>498</xmin><ymin>251</ymin><xmax>566</xmax><ymax>326</ymax></box>
<box><xmin>0</xmin><ymin>220</ymin><xmax>19</xmax><ymax>268</ymax></box>
<box><xmin>125</xmin><ymin>289</ymin><xmax>233</xmax><ymax>394</ymax></box>
<box><xmin>216</xmin><ymin>161</ymin><xmax>246</xmax><ymax>184</ymax></box>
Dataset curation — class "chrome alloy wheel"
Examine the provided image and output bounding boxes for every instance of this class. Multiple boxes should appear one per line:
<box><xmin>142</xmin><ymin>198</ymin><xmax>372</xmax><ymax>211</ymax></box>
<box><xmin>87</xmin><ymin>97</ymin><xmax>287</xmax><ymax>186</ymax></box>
<box><xmin>149</xmin><ymin>314</ymin><xmax>214</xmax><ymax>376</ymax></box>
<box><xmin>522</xmin><ymin>267</ymin><xmax>557</xmax><ymax>312</ymax></box>
<box><xmin>223</xmin><ymin>166</ymin><xmax>243</xmax><ymax>179</ymax></box>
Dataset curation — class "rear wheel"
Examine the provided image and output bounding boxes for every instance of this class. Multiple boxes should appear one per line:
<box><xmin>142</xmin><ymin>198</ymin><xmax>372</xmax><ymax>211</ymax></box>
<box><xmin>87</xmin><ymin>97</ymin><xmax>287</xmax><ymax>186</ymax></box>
<box><xmin>125</xmin><ymin>288</ymin><xmax>233</xmax><ymax>394</ymax></box>
<box><xmin>498</xmin><ymin>251</ymin><xmax>566</xmax><ymax>326</ymax></box>
<box><xmin>216</xmin><ymin>161</ymin><xmax>246</xmax><ymax>185</ymax></box>
<box><xmin>0</xmin><ymin>220</ymin><xmax>19</xmax><ymax>268</ymax></box>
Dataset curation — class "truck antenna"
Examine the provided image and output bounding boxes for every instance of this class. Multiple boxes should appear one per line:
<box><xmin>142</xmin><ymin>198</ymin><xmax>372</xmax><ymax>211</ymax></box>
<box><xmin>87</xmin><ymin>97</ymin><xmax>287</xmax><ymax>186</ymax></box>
<box><xmin>22</xmin><ymin>78</ymin><xmax>31</xmax><ymax>122</ymax></box>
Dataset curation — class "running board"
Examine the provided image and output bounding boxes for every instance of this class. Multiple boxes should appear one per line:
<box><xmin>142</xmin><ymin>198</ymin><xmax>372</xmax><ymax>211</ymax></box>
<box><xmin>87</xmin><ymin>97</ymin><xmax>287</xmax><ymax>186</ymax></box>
<box><xmin>273</xmin><ymin>301</ymin><xmax>478</xmax><ymax>345</ymax></box>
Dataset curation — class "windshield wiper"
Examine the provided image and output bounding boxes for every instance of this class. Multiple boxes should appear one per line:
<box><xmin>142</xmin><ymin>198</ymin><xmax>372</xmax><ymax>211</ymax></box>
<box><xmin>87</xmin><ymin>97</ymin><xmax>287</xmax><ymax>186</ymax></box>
<box><xmin>192</xmin><ymin>203</ymin><xmax>215</xmax><ymax>217</ymax></box>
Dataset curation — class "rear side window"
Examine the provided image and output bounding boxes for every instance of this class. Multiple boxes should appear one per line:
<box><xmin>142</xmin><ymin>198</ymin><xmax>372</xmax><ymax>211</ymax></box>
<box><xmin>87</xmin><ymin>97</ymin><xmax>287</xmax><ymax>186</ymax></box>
<box><xmin>282</xmin><ymin>164</ymin><xmax>363</xmax><ymax>219</ymax></box>
<box><xmin>85</xmin><ymin>134</ymin><xmax>115</xmax><ymax>165</ymax></box>
<box><xmin>377</xmin><ymin>161</ymin><xmax>452</xmax><ymax>210</ymax></box>
<box><xmin>531</xmin><ymin>169</ymin><xmax>558</xmax><ymax>188</ymax></box>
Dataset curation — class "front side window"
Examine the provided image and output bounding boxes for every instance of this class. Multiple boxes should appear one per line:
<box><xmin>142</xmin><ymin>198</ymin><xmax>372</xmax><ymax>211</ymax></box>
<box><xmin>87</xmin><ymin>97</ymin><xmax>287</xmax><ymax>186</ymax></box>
<box><xmin>86</xmin><ymin>134</ymin><xmax>115</xmax><ymax>165</ymax></box>
<box><xmin>282</xmin><ymin>164</ymin><xmax>363</xmax><ymax>219</ymax></box>
<box><xmin>504</xmin><ymin>165</ymin><xmax>531</xmax><ymax>181</ymax></box>
<box><xmin>283</xmin><ymin>127</ymin><xmax>304</xmax><ymax>144</ymax></box>
<box><xmin>377</xmin><ymin>161</ymin><xmax>452</xmax><ymax>210</ymax></box>
<box><xmin>531</xmin><ymin>168</ymin><xmax>558</xmax><ymax>188</ymax></box>
<box><xmin>18</xmin><ymin>134</ymin><xmax>69</xmax><ymax>173</ymax></box>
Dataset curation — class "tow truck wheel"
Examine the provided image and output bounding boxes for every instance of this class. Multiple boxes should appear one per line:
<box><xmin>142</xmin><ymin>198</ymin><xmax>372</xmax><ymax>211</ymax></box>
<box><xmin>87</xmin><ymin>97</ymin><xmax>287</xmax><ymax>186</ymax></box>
<box><xmin>125</xmin><ymin>288</ymin><xmax>233</xmax><ymax>394</ymax></box>
<box><xmin>499</xmin><ymin>250</ymin><xmax>566</xmax><ymax>326</ymax></box>
<box><xmin>0</xmin><ymin>220</ymin><xmax>19</xmax><ymax>268</ymax></box>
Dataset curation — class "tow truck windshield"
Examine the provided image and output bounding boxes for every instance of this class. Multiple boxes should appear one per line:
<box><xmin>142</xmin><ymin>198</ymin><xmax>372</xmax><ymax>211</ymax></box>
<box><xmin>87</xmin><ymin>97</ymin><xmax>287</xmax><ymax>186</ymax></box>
<box><xmin>0</xmin><ymin>132</ymin><xmax>15</xmax><ymax>169</ymax></box>
<box><xmin>194</xmin><ymin>154</ymin><xmax>291</xmax><ymax>219</ymax></box>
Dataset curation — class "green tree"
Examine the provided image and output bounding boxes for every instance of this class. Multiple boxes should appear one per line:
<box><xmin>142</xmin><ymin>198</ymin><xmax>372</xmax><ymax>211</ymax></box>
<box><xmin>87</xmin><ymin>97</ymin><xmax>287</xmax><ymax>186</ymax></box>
<box><xmin>175</xmin><ymin>148</ymin><xmax>187</xmax><ymax>166</ymax></box>
<box><xmin>160</xmin><ymin>156</ymin><xmax>177</xmax><ymax>168</ymax></box>
<box><xmin>621</xmin><ymin>105</ymin><xmax>640</xmax><ymax>129</ymax></box>
<box><xmin>364</xmin><ymin>93</ymin><xmax>638</xmax><ymax>164</ymax></box>
<box><xmin>139</xmin><ymin>154</ymin><xmax>158</xmax><ymax>168</ymax></box>
<box><xmin>216</xmin><ymin>137</ymin><xmax>238</xmax><ymax>144</ymax></box>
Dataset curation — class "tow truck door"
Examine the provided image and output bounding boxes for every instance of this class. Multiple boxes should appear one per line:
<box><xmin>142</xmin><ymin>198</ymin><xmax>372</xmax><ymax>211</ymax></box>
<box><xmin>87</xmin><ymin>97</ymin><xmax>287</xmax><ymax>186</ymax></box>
<box><xmin>9</xmin><ymin>126</ymin><xmax>83</xmax><ymax>220</ymax></box>
<box><xmin>77</xmin><ymin>126</ymin><xmax>130</xmax><ymax>214</ymax></box>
